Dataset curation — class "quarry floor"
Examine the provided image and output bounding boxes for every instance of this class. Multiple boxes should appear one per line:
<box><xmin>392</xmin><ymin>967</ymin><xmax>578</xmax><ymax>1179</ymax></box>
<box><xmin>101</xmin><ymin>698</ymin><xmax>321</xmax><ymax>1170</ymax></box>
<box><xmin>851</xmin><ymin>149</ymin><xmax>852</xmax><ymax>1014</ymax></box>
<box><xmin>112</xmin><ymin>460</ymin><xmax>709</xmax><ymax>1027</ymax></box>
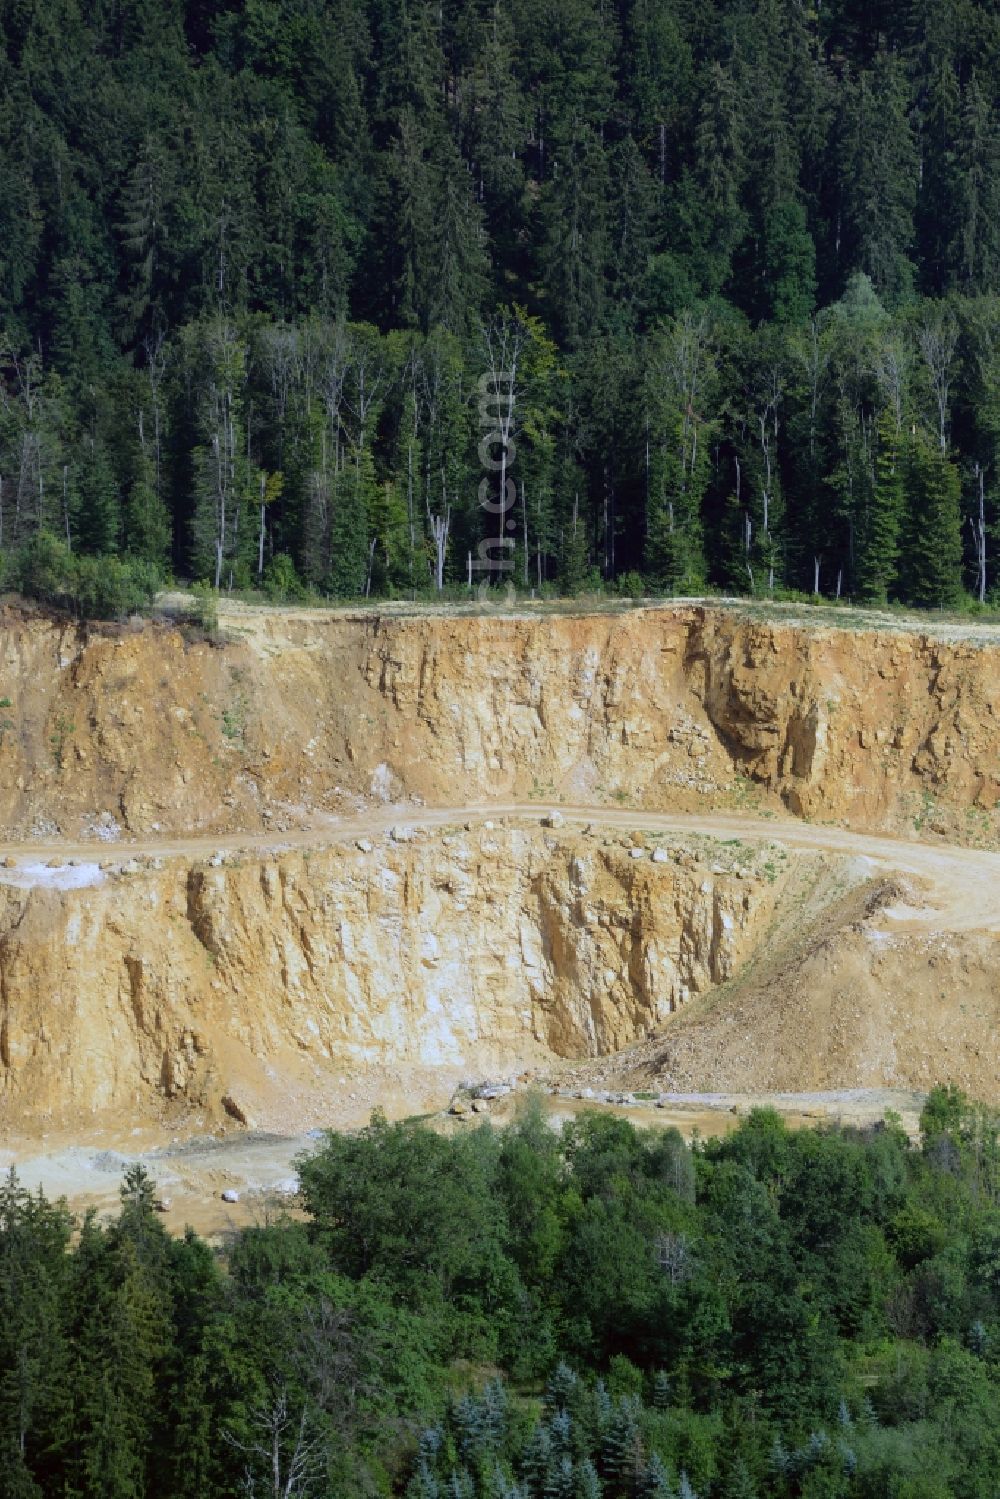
<box><xmin>0</xmin><ymin>1084</ymin><xmax>926</xmax><ymax>1242</ymax></box>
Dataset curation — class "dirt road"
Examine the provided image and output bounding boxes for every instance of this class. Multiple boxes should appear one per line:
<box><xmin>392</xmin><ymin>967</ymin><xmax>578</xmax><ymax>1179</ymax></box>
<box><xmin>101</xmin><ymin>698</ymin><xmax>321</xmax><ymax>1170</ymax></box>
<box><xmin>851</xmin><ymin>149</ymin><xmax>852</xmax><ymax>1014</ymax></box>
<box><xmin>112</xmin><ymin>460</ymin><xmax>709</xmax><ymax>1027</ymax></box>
<box><xmin>165</xmin><ymin>589</ymin><xmax>1000</xmax><ymax>646</ymax></box>
<box><xmin>1</xmin><ymin>801</ymin><xmax>995</xmax><ymax>936</ymax></box>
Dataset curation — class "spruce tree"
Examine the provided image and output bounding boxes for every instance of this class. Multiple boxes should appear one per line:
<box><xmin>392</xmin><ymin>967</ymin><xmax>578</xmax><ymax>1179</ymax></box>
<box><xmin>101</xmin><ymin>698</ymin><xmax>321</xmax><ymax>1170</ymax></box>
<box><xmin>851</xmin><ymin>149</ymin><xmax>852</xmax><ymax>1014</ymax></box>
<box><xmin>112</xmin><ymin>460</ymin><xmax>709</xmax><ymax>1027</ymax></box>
<box><xmin>600</xmin><ymin>1400</ymin><xmax>643</xmax><ymax>1496</ymax></box>
<box><xmin>838</xmin><ymin>53</ymin><xmax>918</xmax><ymax>303</ymax></box>
<box><xmin>460</xmin><ymin>2</ymin><xmax>527</xmax><ymax>255</ymax></box>
<box><xmin>957</xmin><ymin>73</ymin><xmax>1000</xmax><ymax>293</ymax></box>
<box><xmin>642</xmin><ymin>1452</ymin><xmax>674</xmax><ymax>1499</ymax></box>
<box><xmin>539</xmin><ymin>123</ymin><xmax>610</xmax><ymax>347</ymax></box>
<box><xmin>760</xmin><ymin>199</ymin><xmax>817</xmax><ymax>324</ymax></box>
<box><xmin>693</xmin><ymin>61</ymin><xmax>748</xmax><ymax>292</ymax></box>
<box><xmin>407</xmin><ymin>1458</ymin><xmax>443</xmax><ymax>1499</ymax></box>
<box><xmin>607</xmin><ymin>136</ymin><xmax>658</xmax><ymax>329</ymax></box>
<box><xmin>69</xmin><ymin>436</ymin><xmax>120</xmax><ymax>557</ymax></box>
<box><xmin>548</xmin><ymin>1454</ymin><xmax>575</xmax><ymax>1499</ymax></box>
<box><xmin>917</xmin><ymin>55</ymin><xmax>962</xmax><ymax>293</ymax></box>
<box><xmin>900</xmin><ymin>428</ymin><xmax>965</xmax><ymax>607</ymax></box>
<box><xmin>575</xmin><ymin>1458</ymin><xmax>603</xmax><ymax>1499</ymax></box>
<box><xmin>328</xmin><ymin>449</ymin><xmax>374</xmax><ymax>598</ymax></box>
<box><xmin>453</xmin><ymin>1392</ymin><xmax>489</xmax><ymax>1467</ymax></box>
<box><xmin>427</xmin><ymin>132</ymin><xmax>488</xmax><ymax>336</ymax></box>
<box><xmin>69</xmin><ymin>1230</ymin><xmax>171</xmax><ymax>1499</ymax></box>
<box><xmin>719</xmin><ymin>1458</ymin><xmax>757</xmax><ymax>1499</ymax></box>
<box><xmin>521</xmin><ymin>1424</ymin><xmax>554</xmax><ymax>1498</ymax></box>
<box><xmin>856</xmin><ymin>409</ymin><xmax>904</xmax><ymax>603</ymax></box>
<box><xmin>123</xmin><ymin>454</ymin><xmax>170</xmax><ymax>570</ymax></box>
<box><xmin>0</xmin><ymin>1173</ymin><xmax>72</xmax><ymax>1495</ymax></box>
<box><xmin>545</xmin><ymin>1363</ymin><xmax>579</xmax><ymax>1413</ymax></box>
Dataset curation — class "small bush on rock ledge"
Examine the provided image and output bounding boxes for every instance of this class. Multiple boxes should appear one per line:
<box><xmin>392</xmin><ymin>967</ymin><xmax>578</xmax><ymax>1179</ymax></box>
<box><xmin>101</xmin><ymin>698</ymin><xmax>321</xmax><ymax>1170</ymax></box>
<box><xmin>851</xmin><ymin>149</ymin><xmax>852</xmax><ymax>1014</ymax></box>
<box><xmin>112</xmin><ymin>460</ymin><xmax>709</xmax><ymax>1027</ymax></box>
<box><xmin>12</xmin><ymin>531</ymin><xmax>160</xmax><ymax>619</ymax></box>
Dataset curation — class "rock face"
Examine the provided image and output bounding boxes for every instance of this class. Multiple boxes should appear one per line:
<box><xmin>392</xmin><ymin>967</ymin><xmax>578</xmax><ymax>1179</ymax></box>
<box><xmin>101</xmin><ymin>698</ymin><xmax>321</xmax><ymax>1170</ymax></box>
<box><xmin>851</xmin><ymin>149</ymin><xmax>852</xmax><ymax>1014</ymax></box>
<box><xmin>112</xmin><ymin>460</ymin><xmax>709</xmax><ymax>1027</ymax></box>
<box><xmin>0</xmin><ymin>827</ymin><xmax>790</xmax><ymax>1129</ymax></box>
<box><xmin>0</xmin><ymin>599</ymin><xmax>998</xmax><ymax>1132</ymax></box>
<box><xmin>0</xmin><ymin>604</ymin><xmax>995</xmax><ymax>842</ymax></box>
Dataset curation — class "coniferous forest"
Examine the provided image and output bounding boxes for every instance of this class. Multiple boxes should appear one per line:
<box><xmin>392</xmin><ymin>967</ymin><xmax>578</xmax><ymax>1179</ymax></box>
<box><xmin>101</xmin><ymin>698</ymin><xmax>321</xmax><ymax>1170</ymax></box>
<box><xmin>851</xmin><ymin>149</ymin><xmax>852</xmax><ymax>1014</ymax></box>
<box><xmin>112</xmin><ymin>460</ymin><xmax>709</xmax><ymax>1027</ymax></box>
<box><xmin>6</xmin><ymin>1094</ymin><xmax>1000</xmax><ymax>1497</ymax></box>
<box><xmin>5</xmin><ymin>1</ymin><xmax>1000</xmax><ymax>609</ymax></box>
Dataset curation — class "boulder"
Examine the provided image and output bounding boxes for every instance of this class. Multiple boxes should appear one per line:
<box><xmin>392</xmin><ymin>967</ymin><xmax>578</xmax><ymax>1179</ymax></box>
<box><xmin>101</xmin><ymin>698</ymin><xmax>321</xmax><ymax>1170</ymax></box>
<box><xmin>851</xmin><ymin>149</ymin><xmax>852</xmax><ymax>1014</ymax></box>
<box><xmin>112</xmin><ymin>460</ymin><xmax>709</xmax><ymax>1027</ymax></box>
<box><xmin>221</xmin><ymin>1094</ymin><xmax>252</xmax><ymax>1127</ymax></box>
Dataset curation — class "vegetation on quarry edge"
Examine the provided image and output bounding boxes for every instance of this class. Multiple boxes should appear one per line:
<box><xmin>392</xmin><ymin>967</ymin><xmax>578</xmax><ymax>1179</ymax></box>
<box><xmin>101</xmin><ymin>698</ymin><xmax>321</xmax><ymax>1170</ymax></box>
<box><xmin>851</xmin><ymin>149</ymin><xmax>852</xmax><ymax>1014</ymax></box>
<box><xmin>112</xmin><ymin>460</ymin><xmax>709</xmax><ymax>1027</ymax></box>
<box><xmin>3</xmin><ymin>1088</ymin><xmax>1000</xmax><ymax>1499</ymax></box>
<box><xmin>9</xmin><ymin>532</ymin><xmax>1000</xmax><ymax>631</ymax></box>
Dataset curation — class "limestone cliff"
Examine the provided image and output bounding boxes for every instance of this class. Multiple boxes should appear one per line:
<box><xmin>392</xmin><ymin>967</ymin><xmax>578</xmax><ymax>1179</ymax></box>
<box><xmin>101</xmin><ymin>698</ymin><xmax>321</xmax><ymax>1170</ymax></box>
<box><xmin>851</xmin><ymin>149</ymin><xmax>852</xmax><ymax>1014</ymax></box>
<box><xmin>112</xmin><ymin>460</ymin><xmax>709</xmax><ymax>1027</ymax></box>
<box><xmin>1</xmin><ymin>598</ymin><xmax>999</xmax><ymax>1134</ymax></box>
<box><xmin>0</xmin><ymin>825</ymin><xmax>791</xmax><ymax>1130</ymax></box>
<box><xmin>0</xmin><ymin>602</ymin><xmax>995</xmax><ymax>843</ymax></box>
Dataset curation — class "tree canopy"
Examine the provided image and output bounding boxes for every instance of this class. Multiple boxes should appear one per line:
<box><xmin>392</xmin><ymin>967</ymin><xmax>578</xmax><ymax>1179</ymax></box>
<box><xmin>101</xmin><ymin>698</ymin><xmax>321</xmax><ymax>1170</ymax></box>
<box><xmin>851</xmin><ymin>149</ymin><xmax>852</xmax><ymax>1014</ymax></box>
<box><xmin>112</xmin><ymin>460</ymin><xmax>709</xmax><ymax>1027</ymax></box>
<box><xmin>6</xmin><ymin>1091</ymin><xmax>1000</xmax><ymax>1494</ymax></box>
<box><xmin>4</xmin><ymin>1</ymin><xmax>1000</xmax><ymax>610</ymax></box>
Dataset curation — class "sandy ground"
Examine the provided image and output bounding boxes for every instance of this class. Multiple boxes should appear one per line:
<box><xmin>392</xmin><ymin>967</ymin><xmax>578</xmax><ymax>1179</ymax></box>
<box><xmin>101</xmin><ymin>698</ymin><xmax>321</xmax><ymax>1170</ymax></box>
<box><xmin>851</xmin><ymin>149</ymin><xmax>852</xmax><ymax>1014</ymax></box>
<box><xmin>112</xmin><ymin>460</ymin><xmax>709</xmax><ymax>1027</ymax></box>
<box><xmin>0</xmin><ymin>1086</ymin><xmax>925</xmax><ymax>1241</ymax></box>
<box><xmin>162</xmin><ymin>591</ymin><xmax>1000</xmax><ymax>646</ymax></box>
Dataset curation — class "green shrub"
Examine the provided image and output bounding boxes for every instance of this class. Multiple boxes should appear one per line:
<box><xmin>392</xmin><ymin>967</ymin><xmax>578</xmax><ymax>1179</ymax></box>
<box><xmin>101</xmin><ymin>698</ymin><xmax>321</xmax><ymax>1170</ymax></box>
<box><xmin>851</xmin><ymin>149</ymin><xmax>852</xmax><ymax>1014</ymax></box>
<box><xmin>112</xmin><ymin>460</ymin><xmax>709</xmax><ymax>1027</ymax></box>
<box><xmin>73</xmin><ymin>553</ymin><xmax>159</xmax><ymax>618</ymax></box>
<box><xmin>17</xmin><ymin>531</ymin><xmax>77</xmax><ymax>608</ymax></box>
<box><xmin>616</xmin><ymin>569</ymin><xmax>646</xmax><ymax>598</ymax></box>
<box><xmin>263</xmin><ymin>552</ymin><xmax>306</xmax><ymax>602</ymax></box>
<box><xmin>14</xmin><ymin>532</ymin><xmax>159</xmax><ymax>618</ymax></box>
<box><xmin>187</xmin><ymin>580</ymin><xmax>219</xmax><ymax>635</ymax></box>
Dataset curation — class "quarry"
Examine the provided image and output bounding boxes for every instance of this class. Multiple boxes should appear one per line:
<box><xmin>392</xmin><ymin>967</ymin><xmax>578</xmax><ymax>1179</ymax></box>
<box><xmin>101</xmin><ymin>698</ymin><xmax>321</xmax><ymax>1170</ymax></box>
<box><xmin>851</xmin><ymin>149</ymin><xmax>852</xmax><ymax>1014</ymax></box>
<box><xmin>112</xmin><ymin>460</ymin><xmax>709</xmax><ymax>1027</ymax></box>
<box><xmin>1</xmin><ymin>596</ymin><xmax>1000</xmax><ymax>1227</ymax></box>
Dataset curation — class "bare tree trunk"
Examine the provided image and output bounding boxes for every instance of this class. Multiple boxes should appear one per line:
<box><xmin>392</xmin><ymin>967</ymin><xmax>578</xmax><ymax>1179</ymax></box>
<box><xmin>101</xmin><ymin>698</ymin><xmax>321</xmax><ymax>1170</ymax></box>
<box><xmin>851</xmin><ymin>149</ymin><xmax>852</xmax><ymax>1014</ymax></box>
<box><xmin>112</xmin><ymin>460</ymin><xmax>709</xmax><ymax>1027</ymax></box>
<box><xmin>364</xmin><ymin>536</ymin><xmax>377</xmax><ymax>598</ymax></box>
<box><xmin>427</xmin><ymin>474</ymin><xmax>450</xmax><ymax>591</ymax></box>
<box><xmin>407</xmin><ymin>441</ymin><xmax>415</xmax><ymax>592</ymax></box>
<box><xmin>758</xmin><ymin>415</ymin><xmax>771</xmax><ymax>539</ymax></box>
<box><xmin>917</xmin><ymin>314</ymin><xmax>959</xmax><ymax>453</ymax></box>
<box><xmin>609</xmin><ymin>472</ymin><xmax>615</xmax><ymax>576</ymax></box>
<box><xmin>476</xmin><ymin>313</ymin><xmax>525</xmax><ymax>585</ymax></box>
<box><xmin>644</xmin><ymin>429</ymin><xmax>650</xmax><ymax>540</ymax></box>
<box><xmin>973</xmin><ymin>463</ymin><xmax>988</xmax><ymax>604</ymax></box>
<box><xmin>62</xmin><ymin>466</ymin><xmax>71</xmax><ymax>549</ymax></box>
<box><xmin>603</xmin><ymin>486</ymin><xmax>609</xmax><ymax>575</ymax></box>
<box><xmin>213</xmin><ymin>430</ymin><xmax>224</xmax><ymax>589</ymax></box>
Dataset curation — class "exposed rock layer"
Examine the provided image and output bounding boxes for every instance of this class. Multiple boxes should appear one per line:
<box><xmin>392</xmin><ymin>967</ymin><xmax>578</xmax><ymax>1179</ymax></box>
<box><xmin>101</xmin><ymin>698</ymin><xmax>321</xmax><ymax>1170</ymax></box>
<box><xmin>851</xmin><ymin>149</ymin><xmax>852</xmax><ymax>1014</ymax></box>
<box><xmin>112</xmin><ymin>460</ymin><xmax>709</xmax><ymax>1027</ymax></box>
<box><xmin>0</xmin><ymin>603</ymin><xmax>996</xmax><ymax>842</ymax></box>
<box><xmin>1</xmin><ymin>600</ymin><xmax>998</xmax><ymax>1130</ymax></box>
<box><xmin>0</xmin><ymin>827</ymin><xmax>794</xmax><ymax>1129</ymax></box>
